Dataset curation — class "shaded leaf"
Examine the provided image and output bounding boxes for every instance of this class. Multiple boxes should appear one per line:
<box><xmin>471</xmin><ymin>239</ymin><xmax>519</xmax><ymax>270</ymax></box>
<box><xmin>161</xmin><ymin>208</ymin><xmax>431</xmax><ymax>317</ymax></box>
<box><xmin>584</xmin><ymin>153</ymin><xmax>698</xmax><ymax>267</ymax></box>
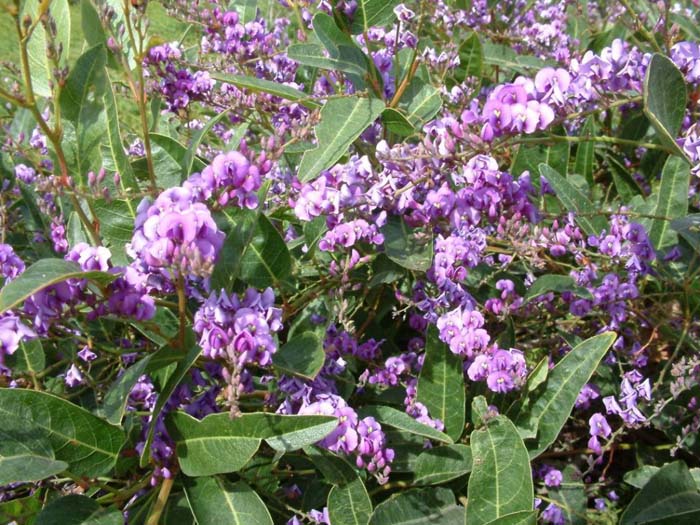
<box><xmin>239</xmin><ymin>214</ymin><xmax>292</xmax><ymax>288</ymax></box>
<box><xmin>413</xmin><ymin>444</ymin><xmax>472</xmax><ymax>485</ymax></box>
<box><xmin>35</xmin><ymin>495</ymin><xmax>122</xmax><ymax>525</ymax></box>
<box><xmin>369</xmin><ymin>487</ymin><xmax>462</xmax><ymax>525</ymax></box>
<box><xmin>648</xmin><ymin>155</ymin><xmax>691</xmax><ymax>250</ymax></box>
<box><xmin>381</xmin><ymin>215</ymin><xmax>433</xmax><ymax>272</ymax></box>
<box><xmin>455</xmin><ymin>32</ymin><xmax>483</xmax><ymax>82</ymax></box>
<box><xmin>350</xmin><ymin>0</ymin><xmax>401</xmax><ymax>34</ymax></box>
<box><xmin>523</xmin><ymin>275</ymin><xmax>593</xmax><ymax>304</ymax></box>
<box><xmin>273</xmin><ymin>332</ymin><xmax>325</xmax><ymax>380</ymax></box>
<box><xmin>211</xmin><ymin>72</ymin><xmax>319</xmax><ymax>109</ymax></box>
<box><xmin>101</xmin><ymin>354</ymin><xmax>153</xmax><ymax>425</ymax></box>
<box><xmin>328</xmin><ymin>476</ymin><xmax>373</xmax><ymax>525</ymax></box>
<box><xmin>574</xmin><ymin>117</ymin><xmax>596</xmax><ymax>186</ymax></box>
<box><xmin>0</xmin><ymin>425</ymin><xmax>67</xmax><ymax>485</ymax></box>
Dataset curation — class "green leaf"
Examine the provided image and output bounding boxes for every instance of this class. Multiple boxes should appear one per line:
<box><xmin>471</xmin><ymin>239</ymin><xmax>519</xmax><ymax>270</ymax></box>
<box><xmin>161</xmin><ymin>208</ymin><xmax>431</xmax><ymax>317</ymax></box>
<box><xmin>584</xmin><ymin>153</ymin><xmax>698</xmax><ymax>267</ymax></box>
<box><xmin>0</xmin><ymin>493</ymin><xmax>42</xmax><ymax>525</ymax></box>
<box><xmin>607</xmin><ymin>154</ymin><xmax>643</xmax><ymax>202</ymax></box>
<box><xmin>381</xmin><ymin>215</ymin><xmax>433</xmax><ymax>272</ymax></box>
<box><xmin>511</xmin><ymin>135</ymin><xmax>569</xmax><ymax>187</ymax></box>
<box><xmin>306</xmin><ymin>446</ymin><xmax>360</xmax><ymax>484</ymax></box>
<box><xmin>413</xmin><ymin>444</ymin><xmax>472</xmax><ymax>485</ymax></box>
<box><xmin>621</xmin><ymin>461</ymin><xmax>700</xmax><ymax>525</ymax></box>
<box><xmin>35</xmin><ymin>495</ymin><xmax>123</xmax><ymax>525</ymax></box>
<box><xmin>149</xmin><ymin>133</ymin><xmax>189</xmax><ymax>187</ymax></box>
<box><xmin>168</xmin><ymin>411</ymin><xmax>337</xmax><ymax>475</ymax></box>
<box><xmin>382</xmin><ymin>108</ymin><xmax>416</xmax><ymax>137</ymax></box>
<box><xmin>210</xmin><ymin>72</ymin><xmax>319</xmax><ymax>109</ymax></box>
<box><xmin>539</xmin><ymin>163</ymin><xmax>607</xmax><ymax>236</ymax></box>
<box><xmin>239</xmin><ymin>213</ymin><xmax>292</xmax><ymax>288</ymax></box>
<box><xmin>515</xmin><ymin>332</ymin><xmax>617</xmax><ymax>457</ymax></box>
<box><xmin>466</xmin><ymin>416</ymin><xmax>533</xmax><ymax>525</ymax></box>
<box><xmin>103</xmin><ymin>77</ymin><xmax>139</xmax><ymax>191</ymax></box>
<box><xmin>671</xmin><ymin>214</ymin><xmax>700</xmax><ymax>253</ymax></box>
<box><xmin>643</xmin><ymin>54</ymin><xmax>689</xmax><ymax>159</ymax></box>
<box><xmin>648</xmin><ymin>155</ymin><xmax>691</xmax><ymax>250</ymax></box>
<box><xmin>313</xmin><ymin>13</ymin><xmax>372</xmax><ymax>89</ymax></box>
<box><xmin>398</xmin><ymin>78</ymin><xmax>442</xmax><ymax>128</ymax></box>
<box><xmin>455</xmin><ymin>32</ymin><xmax>483</xmax><ymax>82</ymax></box>
<box><xmin>59</xmin><ymin>45</ymin><xmax>105</xmax><ymax>123</ymax></box>
<box><xmin>184</xmin><ymin>477</ymin><xmax>273</xmax><ymax>525</ymax></box>
<box><xmin>81</xmin><ymin>0</ymin><xmax>107</xmax><ymax>49</ymax></box>
<box><xmin>417</xmin><ymin>325</ymin><xmax>465</xmax><ymax>441</ymax></box>
<box><xmin>101</xmin><ymin>354</ymin><xmax>153</xmax><ymax>425</ymax></box>
<box><xmin>92</xmin><ymin>199</ymin><xmax>136</xmax><ymax>266</ymax></box>
<box><xmin>288</xmin><ymin>43</ymin><xmax>369</xmax><ymax>76</ymax></box>
<box><xmin>625</xmin><ymin>465</ymin><xmax>662</xmax><ymax>489</ymax></box>
<box><xmin>358</xmin><ymin>406</ymin><xmax>453</xmax><ymax>444</ymax></box>
<box><xmin>369</xmin><ymin>487</ymin><xmax>463</xmax><ymax>525</ymax></box>
<box><xmin>0</xmin><ymin>259</ymin><xmax>116</xmax><ymax>314</ymax></box>
<box><xmin>273</xmin><ymin>332</ymin><xmax>325</xmax><ymax>380</ymax></box>
<box><xmin>21</xmin><ymin>0</ymin><xmax>71</xmax><ymax>98</ymax></box>
<box><xmin>482</xmin><ymin>42</ymin><xmax>550</xmax><ymax>74</ymax></box>
<box><xmin>0</xmin><ymin>388</ymin><xmax>125</xmax><ymax>477</ymax></box>
<box><xmin>0</xmin><ymin>425</ymin><xmax>67</xmax><ymax>484</ymax></box>
<box><xmin>482</xmin><ymin>511</ymin><xmax>537</xmax><ymax>525</ymax></box>
<box><xmin>298</xmin><ymin>96</ymin><xmax>385</xmax><ymax>182</ymax></box>
<box><xmin>574</xmin><ymin>117</ymin><xmax>597</xmax><ymax>186</ymax></box>
<box><xmin>184</xmin><ymin>111</ymin><xmax>230</xmax><ymax>177</ymax></box>
<box><xmin>523</xmin><ymin>275</ymin><xmax>593</xmax><ymax>304</ymax></box>
<box><xmin>328</xmin><ymin>476</ymin><xmax>373</xmax><ymax>525</ymax></box>
<box><xmin>350</xmin><ymin>0</ymin><xmax>401</xmax><ymax>34</ymax></box>
<box><xmin>211</xmin><ymin>208</ymin><xmax>258</xmax><ymax>290</ymax></box>
<box><xmin>549</xmin><ymin>466</ymin><xmax>586</xmax><ymax>525</ymax></box>
<box><xmin>140</xmin><ymin>340</ymin><xmax>201</xmax><ymax>467</ymax></box>
<box><xmin>8</xmin><ymin>338</ymin><xmax>45</xmax><ymax>374</ymax></box>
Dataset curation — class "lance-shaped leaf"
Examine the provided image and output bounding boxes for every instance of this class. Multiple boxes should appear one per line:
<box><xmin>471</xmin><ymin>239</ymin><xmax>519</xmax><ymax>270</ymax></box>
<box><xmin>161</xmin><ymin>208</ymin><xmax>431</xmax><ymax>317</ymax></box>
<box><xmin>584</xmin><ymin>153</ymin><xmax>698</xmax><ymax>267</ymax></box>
<box><xmin>574</xmin><ymin>116</ymin><xmax>597</xmax><ymax>186</ymax></box>
<box><xmin>466</xmin><ymin>416</ymin><xmax>534</xmax><ymax>525</ymax></box>
<box><xmin>288</xmin><ymin>43</ymin><xmax>369</xmax><ymax>77</ymax></box>
<box><xmin>643</xmin><ymin>54</ymin><xmax>689</xmax><ymax>159</ymax></box>
<box><xmin>539</xmin><ymin>163</ymin><xmax>607</xmax><ymax>236</ymax></box>
<box><xmin>483</xmin><ymin>512</ymin><xmax>537</xmax><ymax>525</ymax></box>
<box><xmin>621</xmin><ymin>461</ymin><xmax>700</xmax><ymax>524</ymax></box>
<box><xmin>184</xmin><ymin>477</ymin><xmax>273</xmax><ymax>525</ymax></box>
<box><xmin>417</xmin><ymin>326</ymin><xmax>465</xmax><ymax>441</ymax></box>
<box><xmin>168</xmin><ymin>411</ymin><xmax>338</xmax><ymax>475</ymax></box>
<box><xmin>298</xmin><ymin>96</ymin><xmax>385</xmax><ymax>182</ymax></box>
<box><xmin>648</xmin><ymin>155</ymin><xmax>691</xmax><ymax>250</ymax></box>
<box><xmin>381</xmin><ymin>215</ymin><xmax>433</xmax><ymax>272</ymax></box>
<box><xmin>350</xmin><ymin>0</ymin><xmax>401</xmax><ymax>34</ymax></box>
<box><xmin>0</xmin><ymin>259</ymin><xmax>116</xmax><ymax>314</ymax></box>
<box><xmin>104</xmin><ymin>78</ymin><xmax>138</xmax><ymax>191</ymax></box>
<box><xmin>101</xmin><ymin>354</ymin><xmax>154</xmax><ymax>425</ymax></box>
<box><xmin>273</xmin><ymin>332</ymin><xmax>325</xmax><ymax>380</ymax></box>
<box><xmin>328</xmin><ymin>476</ymin><xmax>373</xmax><ymax>525</ymax></box>
<box><xmin>455</xmin><ymin>32</ymin><xmax>483</xmax><ymax>82</ymax></box>
<box><xmin>0</xmin><ymin>389</ymin><xmax>125</xmax><ymax>477</ymax></box>
<box><xmin>184</xmin><ymin>111</ymin><xmax>230</xmax><ymax>177</ymax></box>
<box><xmin>413</xmin><ymin>444</ymin><xmax>472</xmax><ymax>485</ymax></box>
<box><xmin>35</xmin><ymin>495</ymin><xmax>123</xmax><ymax>525</ymax></box>
<box><xmin>358</xmin><ymin>406</ymin><xmax>453</xmax><ymax>444</ymax></box>
<box><xmin>515</xmin><ymin>332</ymin><xmax>617</xmax><ymax>458</ymax></box>
<box><xmin>210</xmin><ymin>72</ymin><xmax>319</xmax><ymax>109</ymax></box>
<box><xmin>523</xmin><ymin>275</ymin><xmax>592</xmax><ymax>304</ymax></box>
<box><xmin>369</xmin><ymin>487</ymin><xmax>463</xmax><ymax>525</ymax></box>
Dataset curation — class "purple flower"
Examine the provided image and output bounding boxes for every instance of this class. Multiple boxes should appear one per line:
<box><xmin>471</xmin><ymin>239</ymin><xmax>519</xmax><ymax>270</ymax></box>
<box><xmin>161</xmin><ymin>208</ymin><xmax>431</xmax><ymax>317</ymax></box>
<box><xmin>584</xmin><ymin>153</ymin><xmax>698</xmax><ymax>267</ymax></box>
<box><xmin>64</xmin><ymin>364</ymin><xmax>83</xmax><ymax>388</ymax></box>
<box><xmin>544</xmin><ymin>468</ymin><xmax>563</xmax><ymax>487</ymax></box>
<box><xmin>589</xmin><ymin>413</ymin><xmax>611</xmax><ymax>438</ymax></box>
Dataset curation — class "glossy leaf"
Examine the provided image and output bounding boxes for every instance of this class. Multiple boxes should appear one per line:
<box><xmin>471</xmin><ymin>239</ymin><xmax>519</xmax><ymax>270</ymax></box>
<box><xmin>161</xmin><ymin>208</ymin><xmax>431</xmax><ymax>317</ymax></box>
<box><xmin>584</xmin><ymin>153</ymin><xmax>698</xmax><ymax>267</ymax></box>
<box><xmin>239</xmin><ymin>213</ymin><xmax>292</xmax><ymax>288</ymax></box>
<box><xmin>273</xmin><ymin>332</ymin><xmax>325</xmax><ymax>380</ymax></box>
<box><xmin>516</xmin><ymin>332</ymin><xmax>617</xmax><ymax>457</ymax></box>
<box><xmin>643</xmin><ymin>54</ymin><xmax>689</xmax><ymax>158</ymax></box>
<box><xmin>0</xmin><ymin>389</ymin><xmax>125</xmax><ymax>477</ymax></box>
<box><xmin>298</xmin><ymin>96</ymin><xmax>385</xmax><ymax>182</ymax></box>
<box><xmin>0</xmin><ymin>259</ymin><xmax>115</xmax><ymax>315</ymax></box>
<box><xmin>184</xmin><ymin>477</ymin><xmax>273</xmax><ymax>525</ymax></box>
<box><xmin>328</xmin><ymin>476</ymin><xmax>373</xmax><ymax>525</ymax></box>
<box><xmin>413</xmin><ymin>444</ymin><xmax>472</xmax><ymax>485</ymax></box>
<box><xmin>417</xmin><ymin>325</ymin><xmax>465</xmax><ymax>441</ymax></box>
<box><xmin>35</xmin><ymin>495</ymin><xmax>122</xmax><ymax>525</ymax></box>
<box><xmin>466</xmin><ymin>416</ymin><xmax>533</xmax><ymax>525</ymax></box>
<box><xmin>211</xmin><ymin>72</ymin><xmax>319</xmax><ymax>108</ymax></box>
<box><xmin>369</xmin><ymin>487</ymin><xmax>463</xmax><ymax>525</ymax></box>
<box><xmin>168</xmin><ymin>411</ymin><xmax>338</xmax><ymax>475</ymax></box>
<box><xmin>621</xmin><ymin>461</ymin><xmax>700</xmax><ymax>525</ymax></box>
<box><xmin>358</xmin><ymin>406</ymin><xmax>453</xmax><ymax>444</ymax></box>
<box><xmin>539</xmin><ymin>163</ymin><xmax>607</xmax><ymax>236</ymax></box>
<box><xmin>648</xmin><ymin>155</ymin><xmax>691</xmax><ymax>250</ymax></box>
<box><xmin>381</xmin><ymin>215</ymin><xmax>433</xmax><ymax>272</ymax></box>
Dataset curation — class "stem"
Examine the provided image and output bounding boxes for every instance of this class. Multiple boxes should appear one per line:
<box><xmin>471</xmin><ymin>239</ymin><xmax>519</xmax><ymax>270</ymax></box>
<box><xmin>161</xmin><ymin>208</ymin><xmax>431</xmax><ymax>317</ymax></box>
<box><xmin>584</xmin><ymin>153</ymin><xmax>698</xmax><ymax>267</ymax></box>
<box><xmin>145</xmin><ymin>477</ymin><xmax>174</xmax><ymax>525</ymax></box>
<box><xmin>176</xmin><ymin>275</ymin><xmax>187</xmax><ymax>348</ymax></box>
<box><xmin>618</xmin><ymin>0</ymin><xmax>663</xmax><ymax>53</ymax></box>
